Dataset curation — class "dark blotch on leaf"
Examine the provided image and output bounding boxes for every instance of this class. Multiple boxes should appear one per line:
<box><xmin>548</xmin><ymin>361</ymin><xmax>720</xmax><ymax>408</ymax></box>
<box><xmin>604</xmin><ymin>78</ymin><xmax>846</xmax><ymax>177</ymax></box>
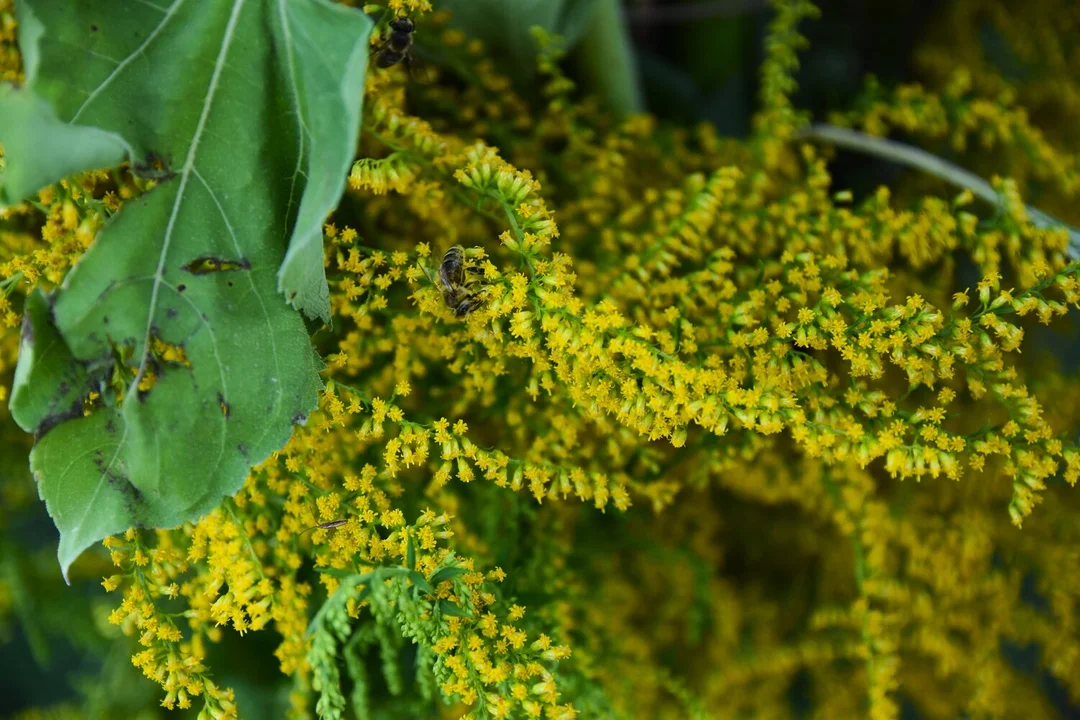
<box><xmin>35</xmin><ymin>400</ymin><xmax>84</xmax><ymax>442</ymax></box>
<box><xmin>132</xmin><ymin>151</ymin><xmax>176</xmax><ymax>181</ymax></box>
<box><xmin>165</xmin><ymin>307</ymin><xmax>178</xmax><ymax>319</ymax></box>
<box><xmin>102</xmin><ymin>467</ymin><xmax>146</xmax><ymax>522</ymax></box>
<box><xmin>181</xmin><ymin>256</ymin><xmax>252</xmax><ymax>275</ymax></box>
<box><xmin>176</xmin><ymin>284</ymin><xmax>187</xmax><ymax>293</ymax></box>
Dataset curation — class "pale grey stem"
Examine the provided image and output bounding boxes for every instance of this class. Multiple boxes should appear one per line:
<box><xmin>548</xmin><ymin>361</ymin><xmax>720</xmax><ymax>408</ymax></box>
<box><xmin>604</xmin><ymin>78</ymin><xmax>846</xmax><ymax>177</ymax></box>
<box><xmin>796</xmin><ymin>123</ymin><xmax>1080</xmax><ymax>261</ymax></box>
<box><xmin>626</xmin><ymin>0</ymin><xmax>768</xmax><ymax>24</ymax></box>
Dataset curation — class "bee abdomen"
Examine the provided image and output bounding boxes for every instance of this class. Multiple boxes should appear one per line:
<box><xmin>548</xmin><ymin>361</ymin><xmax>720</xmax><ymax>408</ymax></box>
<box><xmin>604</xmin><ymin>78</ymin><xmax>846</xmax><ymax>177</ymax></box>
<box><xmin>443</xmin><ymin>245</ymin><xmax>464</xmax><ymax>265</ymax></box>
<box><xmin>388</xmin><ymin>34</ymin><xmax>412</xmax><ymax>52</ymax></box>
<box><xmin>376</xmin><ymin>51</ymin><xmax>404</xmax><ymax>68</ymax></box>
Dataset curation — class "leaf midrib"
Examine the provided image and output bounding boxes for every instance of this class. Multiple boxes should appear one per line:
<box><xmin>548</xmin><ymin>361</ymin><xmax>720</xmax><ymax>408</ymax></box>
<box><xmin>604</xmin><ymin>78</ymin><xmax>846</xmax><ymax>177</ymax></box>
<box><xmin>129</xmin><ymin>0</ymin><xmax>246</xmax><ymax>392</ymax></box>
<box><xmin>78</xmin><ymin>0</ymin><xmax>248</xmax><ymax>530</ymax></box>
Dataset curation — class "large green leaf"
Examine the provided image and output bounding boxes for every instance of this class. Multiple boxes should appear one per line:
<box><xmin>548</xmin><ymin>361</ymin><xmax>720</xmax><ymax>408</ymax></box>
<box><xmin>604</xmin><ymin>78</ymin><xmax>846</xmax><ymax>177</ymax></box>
<box><xmin>3</xmin><ymin>0</ymin><xmax>371</xmax><ymax>579</ymax></box>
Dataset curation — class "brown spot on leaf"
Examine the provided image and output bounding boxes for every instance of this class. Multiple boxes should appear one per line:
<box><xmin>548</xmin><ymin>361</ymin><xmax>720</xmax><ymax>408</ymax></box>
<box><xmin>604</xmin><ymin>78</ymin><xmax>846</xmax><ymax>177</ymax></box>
<box><xmin>181</xmin><ymin>256</ymin><xmax>251</xmax><ymax>275</ymax></box>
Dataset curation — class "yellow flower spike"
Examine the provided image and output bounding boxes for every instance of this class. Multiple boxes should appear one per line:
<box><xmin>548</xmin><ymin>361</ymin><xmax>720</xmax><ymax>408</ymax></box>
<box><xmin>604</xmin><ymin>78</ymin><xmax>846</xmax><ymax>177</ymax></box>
<box><xmin>7</xmin><ymin>2</ymin><xmax>1080</xmax><ymax>716</ymax></box>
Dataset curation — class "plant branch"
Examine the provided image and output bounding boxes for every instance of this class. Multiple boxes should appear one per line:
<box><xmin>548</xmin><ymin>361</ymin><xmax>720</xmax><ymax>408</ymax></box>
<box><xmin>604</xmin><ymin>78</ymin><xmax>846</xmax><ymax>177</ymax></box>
<box><xmin>796</xmin><ymin>123</ymin><xmax>1080</xmax><ymax>261</ymax></box>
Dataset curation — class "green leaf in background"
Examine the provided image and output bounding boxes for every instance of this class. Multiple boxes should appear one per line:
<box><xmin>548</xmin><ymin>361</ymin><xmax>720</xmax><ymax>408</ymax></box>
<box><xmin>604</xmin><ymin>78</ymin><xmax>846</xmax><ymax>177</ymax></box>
<box><xmin>437</xmin><ymin>0</ymin><xmax>596</xmax><ymax>64</ymax></box>
<box><xmin>575</xmin><ymin>0</ymin><xmax>643</xmax><ymax>115</ymax></box>
<box><xmin>2</xmin><ymin>0</ymin><xmax>371</xmax><ymax>580</ymax></box>
<box><xmin>435</xmin><ymin>0</ymin><xmax>642</xmax><ymax>115</ymax></box>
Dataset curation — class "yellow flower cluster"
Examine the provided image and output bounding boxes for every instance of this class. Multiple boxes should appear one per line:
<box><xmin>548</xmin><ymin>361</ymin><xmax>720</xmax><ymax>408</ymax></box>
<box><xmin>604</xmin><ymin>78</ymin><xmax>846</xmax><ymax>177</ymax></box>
<box><xmin>318</xmin><ymin>4</ymin><xmax>1080</xmax><ymax>715</ymax></box>
<box><xmin>0</xmin><ymin>0</ymin><xmax>21</xmax><ymax>83</ymax></box>
<box><xmin>102</xmin><ymin>530</ymin><xmax>238</xmax><ymax>718</ymax></box>
<box><xmin>833</xmin><ymin>72</ymin><xmax>1080</xmax><ymax>200</ymax></box>
<box><xmin>2</xmin><ymin>0</ymin><xmax>1080</xmax><ymax>718</ymax></box>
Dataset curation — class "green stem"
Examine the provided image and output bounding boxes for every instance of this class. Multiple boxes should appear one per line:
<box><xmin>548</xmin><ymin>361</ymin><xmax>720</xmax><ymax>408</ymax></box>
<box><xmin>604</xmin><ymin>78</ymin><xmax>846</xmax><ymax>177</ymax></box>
<box><xmin>224</xmin><ymin>501</ymin><xmax>267</xmax><ymax>580</ymax></box>
<box><xmin>494</xmin><ymin>195</ymin><xmax>535</xmax><ymax>277</ymax></box>
<box><xmin>797</xmin><ymin>123</ymin><xmax>1080</xmax><ymax>260</ymax></box>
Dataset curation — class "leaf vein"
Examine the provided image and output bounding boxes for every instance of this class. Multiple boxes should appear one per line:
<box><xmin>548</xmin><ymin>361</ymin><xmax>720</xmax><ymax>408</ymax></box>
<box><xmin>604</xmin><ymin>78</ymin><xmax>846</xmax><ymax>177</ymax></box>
<box><xmin>69</xmin><ymin>0</ymin><xmax>183</xmax><ymax>123</ymax></box>
<box><xmin>130</xmin><ymin>0</ymin><xmax>247</xmax><ymax>395</ymax></box>
<box><xmin>190</xmin><ymin>167</ymin><xmax>283</xmax><ymax>455</ymax></box>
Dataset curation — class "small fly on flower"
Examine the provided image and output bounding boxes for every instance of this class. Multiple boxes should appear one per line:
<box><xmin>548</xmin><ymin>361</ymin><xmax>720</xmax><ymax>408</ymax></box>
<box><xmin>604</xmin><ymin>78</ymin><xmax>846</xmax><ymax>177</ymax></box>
<box><xmin>298</xmin><ymin>519</ymin><xmax>349</xmax><ymax>535</ymax></box>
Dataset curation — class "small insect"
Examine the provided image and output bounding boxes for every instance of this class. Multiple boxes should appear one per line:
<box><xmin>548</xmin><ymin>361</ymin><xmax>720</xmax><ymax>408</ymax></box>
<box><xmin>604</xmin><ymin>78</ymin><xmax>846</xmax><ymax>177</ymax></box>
<box><xmin>438</xmin><ymin>245</ymin><xmax>487</xmax><ymax>317</ymax></box>
<box><xmin>132</xmin><ymin>151</ymin><xmax>176</xmax><ymax>181</ymax></box>
<box><xmin>298</xmin><ymin>519</ymin><xmax>349</xmax><ymax>536</ymax></box>
<box><xmin>373</xmin><ymin>14</ymin><xmax>415</xmax><ymax>69</ymax></box>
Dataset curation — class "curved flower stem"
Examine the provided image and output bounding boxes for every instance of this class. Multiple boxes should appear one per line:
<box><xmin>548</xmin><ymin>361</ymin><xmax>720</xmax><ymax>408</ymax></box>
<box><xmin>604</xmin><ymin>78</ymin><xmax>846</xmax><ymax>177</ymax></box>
<box><xmin>797</xmin><ymin>123</ymin><xmax>1080</xmax><ymax>260</ymax></box>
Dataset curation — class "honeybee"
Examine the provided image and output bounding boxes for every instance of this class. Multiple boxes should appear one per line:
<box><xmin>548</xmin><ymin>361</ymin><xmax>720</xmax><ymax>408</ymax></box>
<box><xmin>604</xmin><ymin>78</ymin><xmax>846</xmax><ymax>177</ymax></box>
<box><xmin>373</xmin><ymin>14</ymin><xmax>415</xmax><ymax>69</ymax></box>
<box><xmin>438</xmin><ymin>245</ymin><xmax>487</xmax><ymax>317</ymax></box>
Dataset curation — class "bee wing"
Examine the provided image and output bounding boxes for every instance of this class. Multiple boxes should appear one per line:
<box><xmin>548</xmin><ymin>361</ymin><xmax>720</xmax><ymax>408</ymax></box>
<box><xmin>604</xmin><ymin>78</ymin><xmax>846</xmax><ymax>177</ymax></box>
<box><xmin>439</xmin><ymin>255</ymin><xmax>465</xmax><ymax>288</ymax></box>
<box><xmin>404</xmin><ymin>51</ymin><xmax>433</xmax><ymax>83</ymax></box>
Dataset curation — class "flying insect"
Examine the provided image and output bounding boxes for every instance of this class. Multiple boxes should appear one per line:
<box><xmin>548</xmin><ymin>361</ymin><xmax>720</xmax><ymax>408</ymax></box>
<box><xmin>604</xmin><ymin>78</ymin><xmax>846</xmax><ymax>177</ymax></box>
<box><xmin>373</xmin><ymin>15</ymin><xmax>415</xmax><ymax>69</ymax></box>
